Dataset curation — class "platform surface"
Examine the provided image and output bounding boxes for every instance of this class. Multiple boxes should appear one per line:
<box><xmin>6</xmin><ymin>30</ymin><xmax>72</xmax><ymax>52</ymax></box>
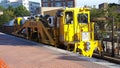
<box><xmin>0</xmin><ymin>32</ymin><xmax>119</xmax><ymax>68</ymax></box>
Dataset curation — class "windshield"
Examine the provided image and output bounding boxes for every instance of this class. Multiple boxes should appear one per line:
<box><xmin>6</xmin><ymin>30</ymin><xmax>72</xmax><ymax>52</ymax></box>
<box><xmin>65</xmin><ymin>12</ymin><xmax>73</xmax><ymax>24</ymax></box>
<box><xmin>77</xmin><ymin>14</ymin><xmax>88</xmax><ymax>23</ymax></box>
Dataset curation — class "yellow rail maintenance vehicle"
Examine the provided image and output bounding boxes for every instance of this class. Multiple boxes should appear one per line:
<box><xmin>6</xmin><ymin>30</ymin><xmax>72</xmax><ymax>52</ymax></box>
<box><xmin>13</xmin><ymin>8</ymin><xmax>103</xmax><ymax>57</ymax></box>
<box><xmin>58</xmin><ymin>8</ymin><xmax>103</xmax><ymax>57</ymax></box>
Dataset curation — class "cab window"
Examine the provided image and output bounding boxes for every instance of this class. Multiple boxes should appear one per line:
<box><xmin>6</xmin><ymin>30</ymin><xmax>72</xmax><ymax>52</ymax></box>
<box><xmin>65</xmin><ymin>12</ymin><xmax>73</xmax><ymax>24</ymax></box>
<box><xmin>78</xmin><ymin>14</ymin><xmax>88</xmax><ymax>23</ymax></box>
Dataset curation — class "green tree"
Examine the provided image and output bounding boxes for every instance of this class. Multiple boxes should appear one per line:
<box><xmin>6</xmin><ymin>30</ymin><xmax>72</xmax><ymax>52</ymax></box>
<box><xmin>4</xmin><ymin>10</ymin><xmax>14</xmax><ymax>18</ymax></box>
<box><xmin>7</xmin><ymin>6</ymin><xmax>15</xmax><ymax>12</ymax></box>
<box><xmin>0</xmin><ymin>6</ymin><xmax>5</xmax><ymax>11</ymax></box>
<box><xmin>0</xmin><ymin>10</ymin><xmax>14</xmax><ymax>26</ymax></box>
<box><xmin>90</xmin><ymin>8</ymin><xmax>105</xmax><ymax>21</ymax></box>
<box><xmin>91</xmin><ymin>3</ymin><xmax>120</xmax><ymax>39</ymax></box>
<box><xmin>107</xmin><ymin>4</ymin><xmax>120</xmax><ymax>30</ymax></box>
<box><xmin>0</xmin><ymin>5</ymin><xmax>31</xmax><ymax>26</ymax></box>
<box><xmin>91</xmin><ymin>8</ymin><xmax>106</xmax><ymax>31</ymax></box>
<box><xmin>0</xmin><ymin>15</ymin><xmax>10</xmax><ymax>26</ymax></box>
<box><xmin>91</xmin><ymin>3</ymin><xmax>120</xmax><ymax>30</ymax></box>
<box><xmin>14</xmin><ymin>5</ymin><xmax>30</xmax><ymax>17</ymax></box>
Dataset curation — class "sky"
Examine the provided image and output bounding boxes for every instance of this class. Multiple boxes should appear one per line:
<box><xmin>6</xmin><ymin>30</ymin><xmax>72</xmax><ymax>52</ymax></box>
<box><xmin>75</xmin><ymin>0</ymin><xmax>118</xmax><ymax>8</ymax></box>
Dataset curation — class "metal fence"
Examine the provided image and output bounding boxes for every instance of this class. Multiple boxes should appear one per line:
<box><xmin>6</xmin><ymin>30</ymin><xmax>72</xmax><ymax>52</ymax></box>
<box><xmin>102</xmin><ymin>39</ymin><xmax>120</xmax><ymax>57</ymax></box>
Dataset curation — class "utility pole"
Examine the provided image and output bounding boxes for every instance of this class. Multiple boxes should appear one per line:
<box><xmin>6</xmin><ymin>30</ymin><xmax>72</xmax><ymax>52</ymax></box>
<box><xmin>112</xmin><ymin>17</ymin><xmax>115</xmax><ymax>57</ymax></box>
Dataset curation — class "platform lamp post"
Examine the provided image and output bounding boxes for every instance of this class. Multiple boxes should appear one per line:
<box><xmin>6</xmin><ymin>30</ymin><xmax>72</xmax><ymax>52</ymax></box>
<box><xmin>111</xmin><ymin>16</ymin><xmax>115</xmax><ymax>57</ymax></box>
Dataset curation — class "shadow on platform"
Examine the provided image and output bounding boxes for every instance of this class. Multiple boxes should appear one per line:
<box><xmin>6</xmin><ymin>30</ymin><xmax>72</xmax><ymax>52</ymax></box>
<box><xmin>0</xmin><ymin>33</ymin><xmax>40</xmax><ymax>46</ymax></box>
<box><xmin>57</xmin><ymin>55</ymin><xmax>89</xmax><ymax>62</ymax></box>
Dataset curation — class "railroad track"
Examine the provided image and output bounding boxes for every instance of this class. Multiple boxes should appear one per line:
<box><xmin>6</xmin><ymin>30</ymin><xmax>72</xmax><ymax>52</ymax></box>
<box><xmin>93</xmin><ymin>53</ymin><xmax>120</xmax><ymax>64</ymax></box>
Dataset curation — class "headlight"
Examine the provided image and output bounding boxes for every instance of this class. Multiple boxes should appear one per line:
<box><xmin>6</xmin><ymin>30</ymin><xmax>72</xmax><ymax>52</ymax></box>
<box><xmin>82</xmin><ymin>32</ymin><xmax>90</xmax><ymax>41</ymax></box>
<box><xmin>86</xmin><ymin>42</ymin><xmax>90</xmax><ymax>51</ymax></box>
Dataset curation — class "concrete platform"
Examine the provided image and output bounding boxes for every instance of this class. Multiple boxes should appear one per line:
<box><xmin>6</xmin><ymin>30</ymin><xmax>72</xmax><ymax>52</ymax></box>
<box><xmin>0</xmin><ymin>32</ymin><xmax>119</xmax><ymax>68</ymax></box>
